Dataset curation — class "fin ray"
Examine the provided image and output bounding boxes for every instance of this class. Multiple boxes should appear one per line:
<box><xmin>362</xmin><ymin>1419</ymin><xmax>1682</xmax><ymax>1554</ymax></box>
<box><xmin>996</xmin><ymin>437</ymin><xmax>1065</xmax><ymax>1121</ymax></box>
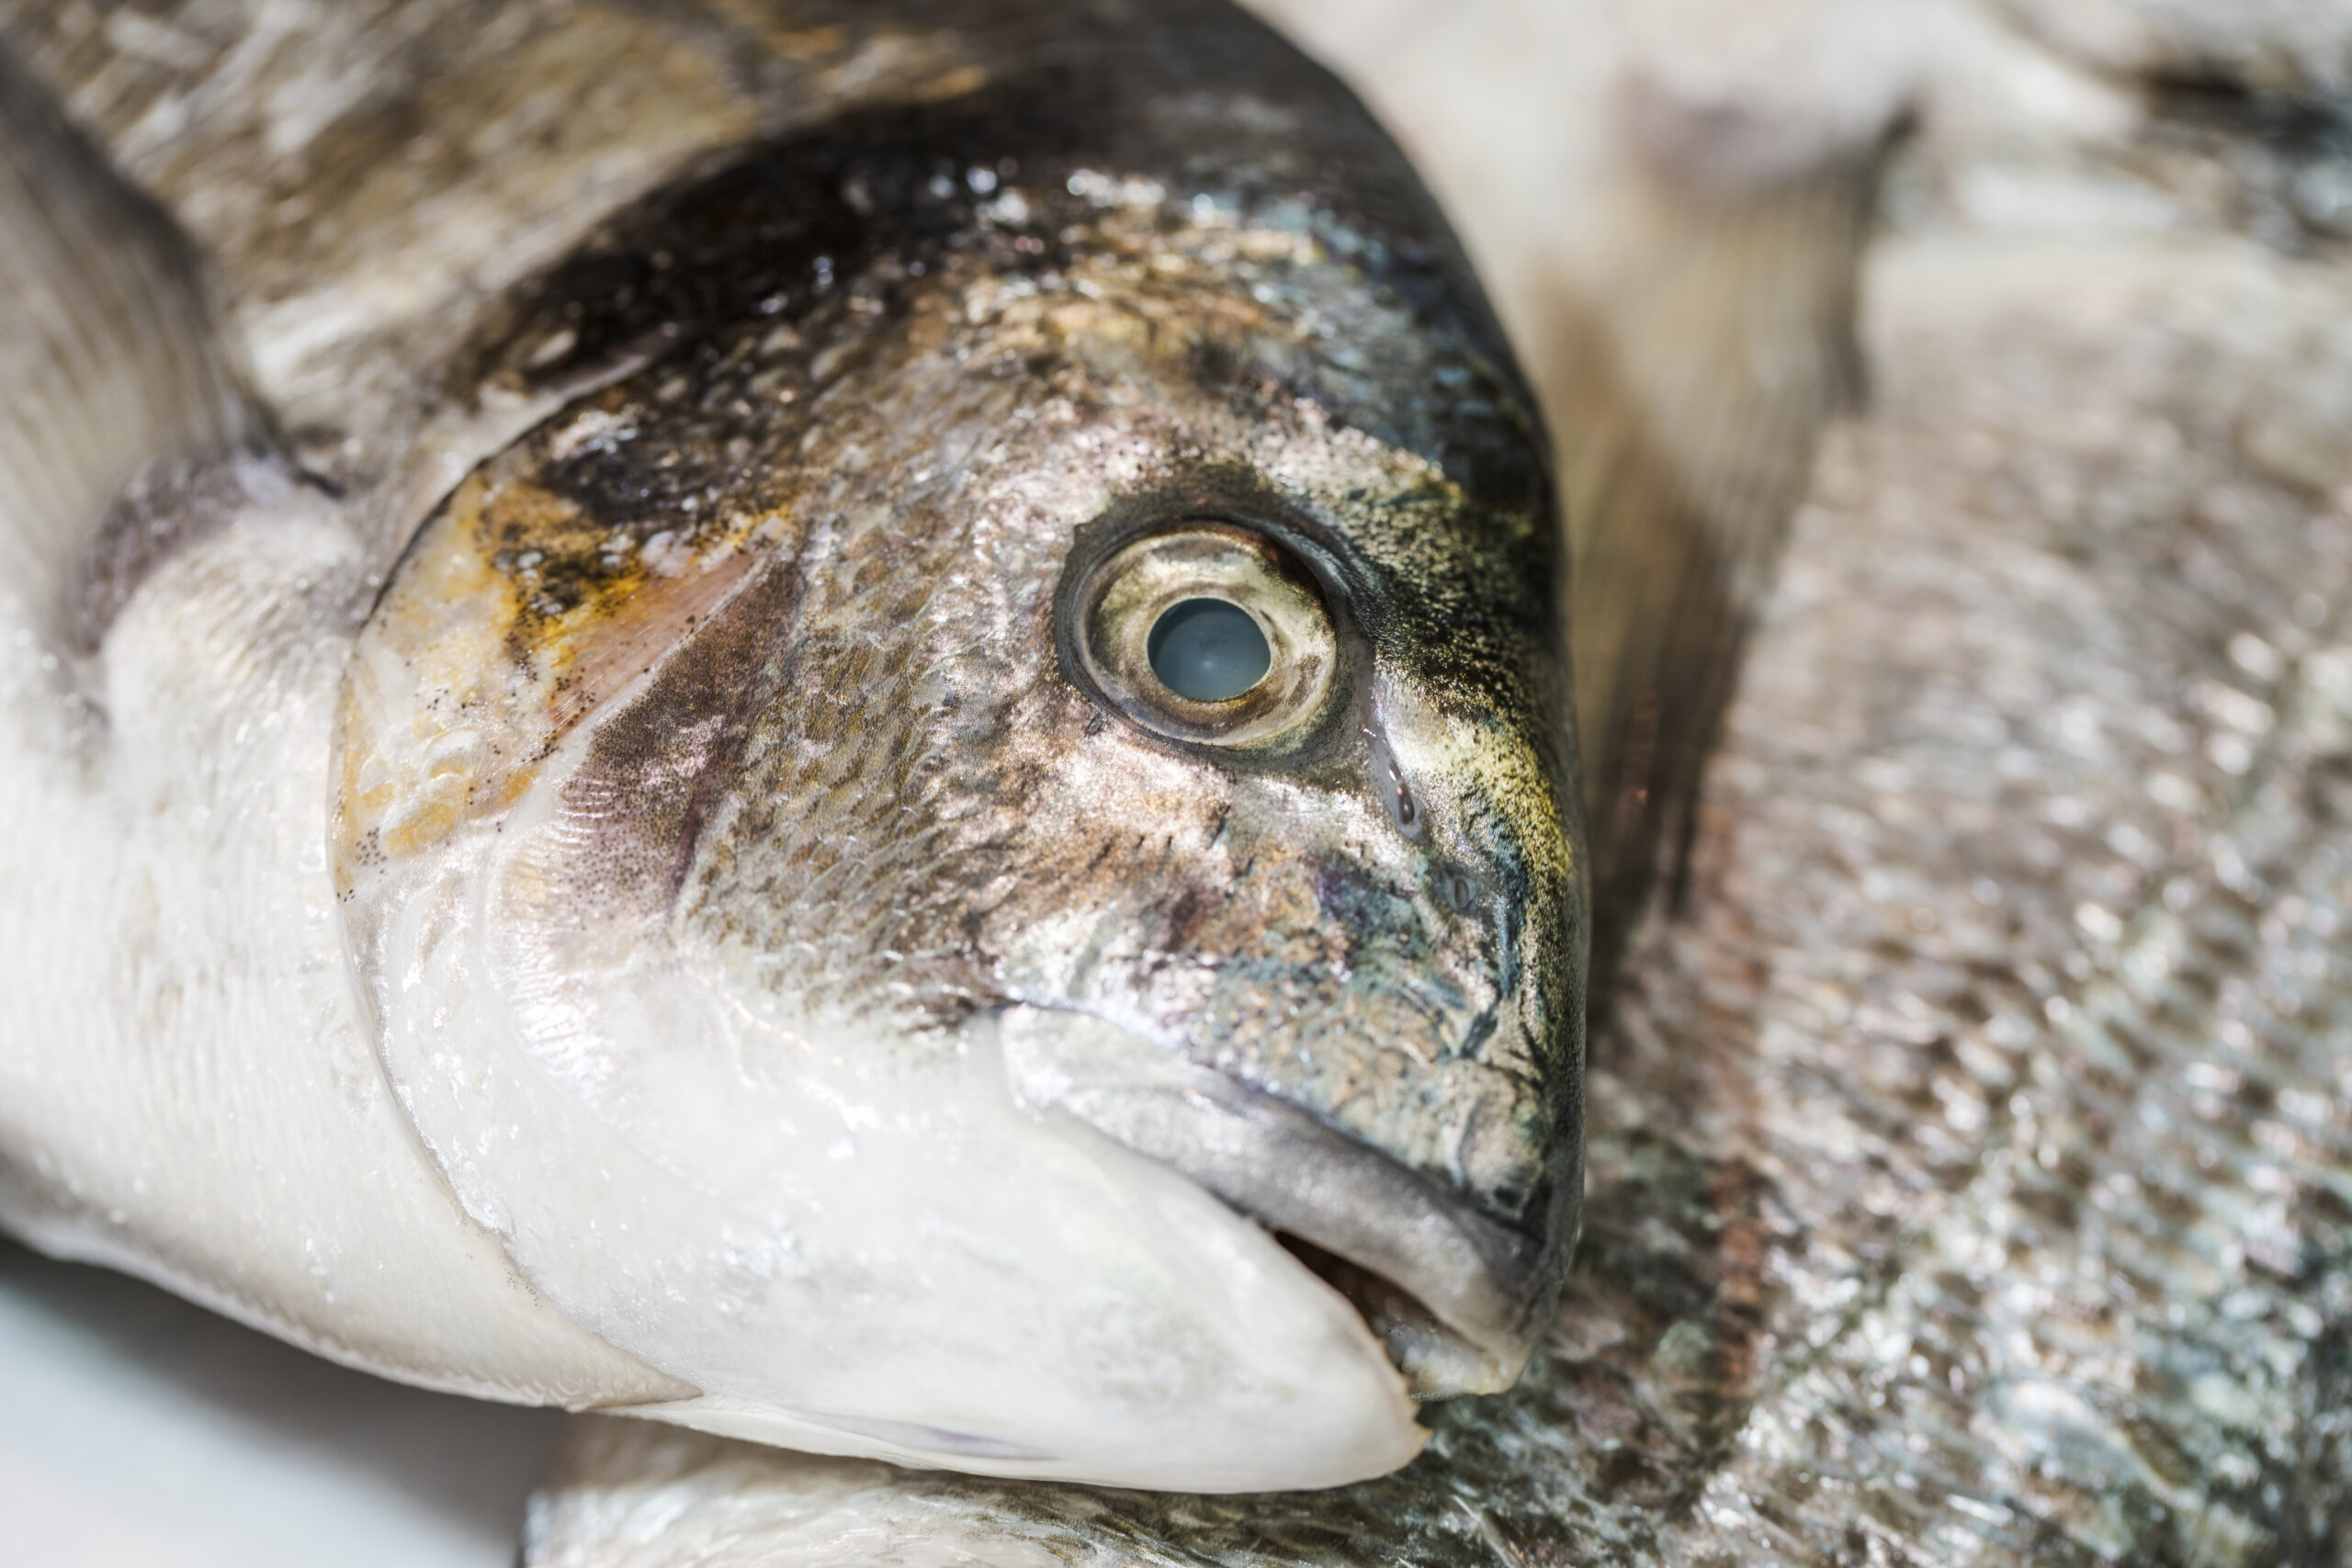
<box><xmin>0</xmin><ymin>39</ymin><xmax>255</xmax><ymax>640</ymax></box>
<box><xmin>1549</xmin><ymin>71</ymin><xmax>1901</xmax><ymax>1001</ymax></box>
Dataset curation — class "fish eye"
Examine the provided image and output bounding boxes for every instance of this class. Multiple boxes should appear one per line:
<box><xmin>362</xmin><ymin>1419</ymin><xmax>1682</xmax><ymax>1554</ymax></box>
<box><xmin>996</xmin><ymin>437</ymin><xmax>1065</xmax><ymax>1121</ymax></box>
<box><xmin>1148</xmin><ymin>598</ymin><xmax>1271</xmax><ymax>701</ymax></box>
<box><xmin>1072</xmin><ymin>524</ymin><xmax>1338</xmax><ymax>750</ymax></box>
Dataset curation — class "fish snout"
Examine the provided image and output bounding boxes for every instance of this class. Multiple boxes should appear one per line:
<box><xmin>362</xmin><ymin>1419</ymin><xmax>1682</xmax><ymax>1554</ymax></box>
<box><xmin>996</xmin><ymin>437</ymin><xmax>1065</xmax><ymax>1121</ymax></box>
<box><xmin>1001</xmin><ymin>1005</ymin><xmax>1566</xmax><ymax>1398</ymax></box>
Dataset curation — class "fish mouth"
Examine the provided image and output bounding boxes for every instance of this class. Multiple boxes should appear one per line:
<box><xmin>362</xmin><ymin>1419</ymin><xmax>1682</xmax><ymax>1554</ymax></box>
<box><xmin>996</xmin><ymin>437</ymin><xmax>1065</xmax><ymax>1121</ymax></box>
<box><xmin>999</xmin><ymin>1006</ymin><xmax>1559</xmax><ymax>1399</ymax></box>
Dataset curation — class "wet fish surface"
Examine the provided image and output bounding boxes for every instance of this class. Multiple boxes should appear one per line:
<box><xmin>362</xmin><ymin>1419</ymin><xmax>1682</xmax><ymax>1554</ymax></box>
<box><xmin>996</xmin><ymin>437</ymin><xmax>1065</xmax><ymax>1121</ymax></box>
<box><xmin>10</xmin><ymin>0</ymin><xmax>2350</xmax><ymax>1561</ymax></box>
<box><xmin>0</xmin><ymin>0</ymin><xmax>1582</xmax><ymax>1494</ymax></box>
<box><xmin>514</xmin><ymin>0</ymin><xmax>2352</xmax><ymax>1562</ymax></box>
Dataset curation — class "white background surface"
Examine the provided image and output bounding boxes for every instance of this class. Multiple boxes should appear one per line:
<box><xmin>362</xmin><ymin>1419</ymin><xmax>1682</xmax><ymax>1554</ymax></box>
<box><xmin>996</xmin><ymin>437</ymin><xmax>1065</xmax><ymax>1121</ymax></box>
<box><xmin>0</xmin><ymin>1243</ymin><xmax>552</xmax><ymax>1568</ymax></box>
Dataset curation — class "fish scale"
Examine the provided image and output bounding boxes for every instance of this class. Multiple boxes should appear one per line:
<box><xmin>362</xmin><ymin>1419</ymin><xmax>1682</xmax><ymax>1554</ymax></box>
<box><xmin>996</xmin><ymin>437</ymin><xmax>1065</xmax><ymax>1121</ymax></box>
<box><xmin>1563</xmin><ymin>251</ymin><xmax>2352</xmax><ymax>1564</ymax></box>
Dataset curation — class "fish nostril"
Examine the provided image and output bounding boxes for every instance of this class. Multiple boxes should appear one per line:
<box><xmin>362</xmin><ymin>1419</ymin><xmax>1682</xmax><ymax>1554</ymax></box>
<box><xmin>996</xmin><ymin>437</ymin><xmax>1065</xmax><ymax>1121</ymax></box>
<box><xmin>1442</xmin><ymin>868</ymin><xmax>1478</xmax><ymax>914</ymax></box>
<box><xmin>1148</xmin><ymin>597</ymin><xmax>1271</xmax><ymax>701</ymax></box>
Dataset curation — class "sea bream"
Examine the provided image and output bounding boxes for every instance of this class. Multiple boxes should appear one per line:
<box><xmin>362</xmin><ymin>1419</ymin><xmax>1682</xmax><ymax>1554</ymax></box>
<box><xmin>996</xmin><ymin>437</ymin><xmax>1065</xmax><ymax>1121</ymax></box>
<box><xmin>18</xmin><ymin>0</ymin><xmax>2348</xmax><ymax>1563</ymax></box>
<box><xmin>0</xmin><ymin>0</ymin><xmax>1584</xmax><ymax>1493</ymax></box>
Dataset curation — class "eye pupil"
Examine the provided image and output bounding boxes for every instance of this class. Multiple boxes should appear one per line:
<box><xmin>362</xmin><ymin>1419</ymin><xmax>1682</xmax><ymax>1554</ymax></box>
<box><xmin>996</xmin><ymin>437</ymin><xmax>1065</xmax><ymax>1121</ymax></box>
<box><xmin>1147</xmin><ymin>598</ymin><xmax>1271</xmax><ymax>702</ymax></box>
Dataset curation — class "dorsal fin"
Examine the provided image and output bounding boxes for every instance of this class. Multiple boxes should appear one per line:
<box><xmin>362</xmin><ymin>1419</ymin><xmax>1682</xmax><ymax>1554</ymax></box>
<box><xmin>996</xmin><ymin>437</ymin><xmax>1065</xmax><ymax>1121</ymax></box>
<box><xmin>1551</xmin><ymin>69</ymin><xmax>1905</xmax><ymax>1004</ymax></box>
<box><xmin>0</xmin><ymin>39</ymin><xmax>258</xmax><ymax>646</ymax></box>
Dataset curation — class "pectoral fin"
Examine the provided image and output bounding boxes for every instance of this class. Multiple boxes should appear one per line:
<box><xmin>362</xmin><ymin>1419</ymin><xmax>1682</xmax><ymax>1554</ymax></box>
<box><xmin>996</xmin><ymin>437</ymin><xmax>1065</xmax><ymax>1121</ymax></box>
<box><xmin>0</xmin><ymin>39</ymin><xmax>259</xmax><ymax>649</ymax></box>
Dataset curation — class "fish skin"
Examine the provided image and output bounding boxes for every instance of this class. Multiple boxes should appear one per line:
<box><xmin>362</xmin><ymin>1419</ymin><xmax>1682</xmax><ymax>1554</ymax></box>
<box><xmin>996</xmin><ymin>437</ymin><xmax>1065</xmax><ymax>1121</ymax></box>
<box><xmin>0</xmin><ymin>0</ymin><xmax>1582</xmax><ymax>1492</ymax></box>
<box><xmin>515</xmin><ymin>1</ymin><xmax>2352</xmax><ymax>1563</ymax></box>
<box><xmin>0</xmin><ymin>7</ymin><xmax>699</xmax><ymax>1415</ymax></box>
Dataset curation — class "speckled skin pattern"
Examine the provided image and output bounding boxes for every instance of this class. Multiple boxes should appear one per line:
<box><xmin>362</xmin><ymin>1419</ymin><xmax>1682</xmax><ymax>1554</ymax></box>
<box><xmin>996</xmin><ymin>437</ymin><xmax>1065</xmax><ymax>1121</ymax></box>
<box><xmin>530</xmin><ymin>288</ymin><xmax>2352</xmax><ymax>1558</ymax></box>
<box><xmin>527</xmin><ymin>6</ymin><xmax>2352</xmax><ymax>1562</ymax></box>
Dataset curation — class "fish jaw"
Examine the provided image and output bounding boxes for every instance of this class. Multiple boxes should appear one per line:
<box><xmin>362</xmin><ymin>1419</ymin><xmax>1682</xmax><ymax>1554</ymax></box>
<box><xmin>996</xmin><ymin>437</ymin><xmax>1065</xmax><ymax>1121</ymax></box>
<box><xmin>983</xmin><ymin>633</ymin><xmax>1587</xmax><ymax>1292</ymax></box>
<box><xmin>1001</xmin><ymin>1005</ymin><xmax>1563</xmax><ymax>1397</ymax></box>
<box><xmin>336</xmin><ymin>559</ymin><xmax>1430</xmax><ymax>1487</ymax></box>
<box><xmin>345</xmin><ymin>793</ymin><xmax>1421</xmax><ymax>1488</ymax></box>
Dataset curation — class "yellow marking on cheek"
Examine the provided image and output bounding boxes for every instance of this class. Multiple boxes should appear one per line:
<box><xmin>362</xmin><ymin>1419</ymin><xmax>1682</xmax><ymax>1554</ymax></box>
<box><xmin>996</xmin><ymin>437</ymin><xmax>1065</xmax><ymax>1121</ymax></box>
<box><xmin>380</xmin><ymin>794</ymin><xmax>465</xmax><ymax>861</ymax></box>
<box><xmin>334</xmin><ymin>473</ymin><xmax>550</xmax><ymax>872</ymax></box>
<box><xmin>488</xmin><ymin>766</ymin><xmax>538</xmax><ymax>813</ymax></box>
<box><xmin>772</xmin><ymin>25</ymin><xmax>845</xmax><ymax>58</ymax></box>
<box><xmin>915</xmin><ymin>63</ymin><xmax>989</xmax><ymax>100</ymax></box>
<box><xmin>340</xmin><ymin>407</ymin><xmax>794</xmax><ymax>886</ymax></box>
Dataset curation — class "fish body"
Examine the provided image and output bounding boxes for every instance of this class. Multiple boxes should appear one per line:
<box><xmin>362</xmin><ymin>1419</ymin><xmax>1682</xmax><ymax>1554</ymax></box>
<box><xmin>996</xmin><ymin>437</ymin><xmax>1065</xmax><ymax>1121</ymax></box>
<box><xmin>0</xmin><ymin>0</ymin><xmax>1580</xmax><ymax>1492</ymax></box>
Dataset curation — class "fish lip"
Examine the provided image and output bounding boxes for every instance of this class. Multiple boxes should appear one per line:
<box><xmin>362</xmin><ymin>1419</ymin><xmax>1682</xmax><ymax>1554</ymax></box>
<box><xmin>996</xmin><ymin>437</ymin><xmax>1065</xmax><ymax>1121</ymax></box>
<box><xmin>999</xmin><ymin>1006</ymin><xmax>1562</xmax><ymax>1399</ymax></box>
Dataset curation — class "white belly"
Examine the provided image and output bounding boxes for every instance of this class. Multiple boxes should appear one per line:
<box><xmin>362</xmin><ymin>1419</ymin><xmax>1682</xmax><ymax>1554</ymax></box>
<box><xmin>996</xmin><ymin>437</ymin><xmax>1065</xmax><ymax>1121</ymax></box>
<box><xmin>0</xmin><ymin>485</ymin><xmax>687</xmax><ymax>1408</ymax></box>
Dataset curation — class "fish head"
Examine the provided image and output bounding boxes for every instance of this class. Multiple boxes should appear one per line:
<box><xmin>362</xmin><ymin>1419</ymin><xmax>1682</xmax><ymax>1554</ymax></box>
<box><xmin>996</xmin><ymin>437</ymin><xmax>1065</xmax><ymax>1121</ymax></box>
<box><xmin>332</xmin><ymin>51</ymin><xmax>1581</xmax><ymax>1491</ymax></box>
